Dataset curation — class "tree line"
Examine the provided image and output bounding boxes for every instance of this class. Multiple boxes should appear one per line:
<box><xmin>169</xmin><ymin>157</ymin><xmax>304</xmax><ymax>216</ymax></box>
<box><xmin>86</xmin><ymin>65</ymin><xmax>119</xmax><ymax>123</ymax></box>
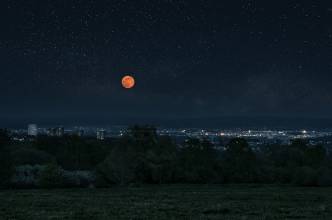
<box><xmin>1</xmin><ymin>126</ymin><xmax>332</xmax><ymax>188</ymax></box>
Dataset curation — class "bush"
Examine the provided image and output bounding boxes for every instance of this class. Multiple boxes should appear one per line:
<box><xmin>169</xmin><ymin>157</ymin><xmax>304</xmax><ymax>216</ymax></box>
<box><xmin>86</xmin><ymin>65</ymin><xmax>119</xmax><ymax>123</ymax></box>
<box><xmin>11</xmin><ymin>164</ymin><xmax>95</xmax><ymax>189</ymax></box>
<box><xmin>62</xmin><ymin>170</ymin><xmax>96</xmax><ymax>188</ymax></box>
<box><xmin>37</xmin><ymin>164</ymin><xmax>65</xmax><ymax>189</ymax></box>
<box><xmin>11</xmin><ymin>164</ymin><xmax>44</xmax><ymax>188</ymax></box>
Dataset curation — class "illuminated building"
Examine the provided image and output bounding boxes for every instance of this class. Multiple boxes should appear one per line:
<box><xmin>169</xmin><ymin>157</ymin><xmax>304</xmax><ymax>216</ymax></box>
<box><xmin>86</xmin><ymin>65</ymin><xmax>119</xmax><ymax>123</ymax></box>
<box><xmin>28</xmin><ymin>124</ymin><xmax>38</xmax><ymax>136</ymax></box>
<box><xmin>97</xmin><ymin>129</ymin><xmax>105</xmax><ymax>140</ymax></box>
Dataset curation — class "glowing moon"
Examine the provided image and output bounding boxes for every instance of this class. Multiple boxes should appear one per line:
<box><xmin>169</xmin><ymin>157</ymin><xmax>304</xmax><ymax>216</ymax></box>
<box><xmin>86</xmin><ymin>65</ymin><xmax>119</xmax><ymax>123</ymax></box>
<box><xmin>121</xmin><ymin>75</ymin><xmax>135</xmax><ymax>89</ymax></box>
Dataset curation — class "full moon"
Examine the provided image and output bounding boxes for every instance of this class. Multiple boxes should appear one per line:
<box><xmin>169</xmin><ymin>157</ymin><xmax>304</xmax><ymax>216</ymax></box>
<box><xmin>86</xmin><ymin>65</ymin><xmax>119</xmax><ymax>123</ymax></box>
<box><xmin>121</xmin><ymin>75</ymin><xmax>135</xmax><ymax>89</ymax></box>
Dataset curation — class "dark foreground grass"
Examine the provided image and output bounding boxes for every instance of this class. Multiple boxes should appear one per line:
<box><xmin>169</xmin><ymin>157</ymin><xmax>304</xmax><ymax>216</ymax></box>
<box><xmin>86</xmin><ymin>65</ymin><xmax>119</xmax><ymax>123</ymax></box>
<box><xmin>0</xmin><ymin>185</ymin><xmax>332</xmax><ymax>220</ymax></box>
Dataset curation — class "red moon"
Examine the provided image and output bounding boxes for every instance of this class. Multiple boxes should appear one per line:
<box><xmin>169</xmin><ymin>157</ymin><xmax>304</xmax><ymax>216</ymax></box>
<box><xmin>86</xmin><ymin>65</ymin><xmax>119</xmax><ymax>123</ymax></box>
<box><xmin>121</xmin><ymin>75</ymin><xmax>135</xmax><ymax>89</ymax></box>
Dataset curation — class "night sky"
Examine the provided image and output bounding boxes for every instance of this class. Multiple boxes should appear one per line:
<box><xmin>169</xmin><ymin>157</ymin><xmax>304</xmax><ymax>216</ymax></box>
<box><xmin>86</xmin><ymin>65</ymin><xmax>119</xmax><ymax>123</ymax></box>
<box><xmin>1</xmin><ymin>0</ymin><xmax>332</xmax><ymax>126</ymax></box>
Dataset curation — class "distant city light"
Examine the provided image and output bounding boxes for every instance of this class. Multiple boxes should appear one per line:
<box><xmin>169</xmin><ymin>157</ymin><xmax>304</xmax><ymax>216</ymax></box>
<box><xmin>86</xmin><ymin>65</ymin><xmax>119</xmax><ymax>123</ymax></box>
<box><xmin>28</xmin><ymin>124</ymin><xmax>38</xmax><ymax>136</ymax></box>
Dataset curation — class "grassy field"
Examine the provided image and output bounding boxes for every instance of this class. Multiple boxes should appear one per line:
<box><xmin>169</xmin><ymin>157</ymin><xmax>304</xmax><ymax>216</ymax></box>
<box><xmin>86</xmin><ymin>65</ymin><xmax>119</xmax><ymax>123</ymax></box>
<box><xmin>0</xmin><ymin>185</ymin><xmax>332</xmax><ymax>220</ymax></box>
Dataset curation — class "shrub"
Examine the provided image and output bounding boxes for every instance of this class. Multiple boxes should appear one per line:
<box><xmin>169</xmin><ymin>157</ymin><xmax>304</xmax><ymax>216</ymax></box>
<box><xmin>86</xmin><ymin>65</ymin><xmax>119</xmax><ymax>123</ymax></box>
<box><xmin>62</xmin><ymin>170</ymin><xmax>96</xmax><ymax>188</ymax></box>
<box><xmin>37</xmin><ymin>164</ymin><xmax>65</xmax><ymax>189</ymax></box>
<box><xmin>11</xmin><ymin>164</ymin><xmax>44</xmax><ymax>188</ymax></box>
<box><xmin>11</xmin><ymin>164</ymin><xmax>95</xmax><ymax>188</ymax></box>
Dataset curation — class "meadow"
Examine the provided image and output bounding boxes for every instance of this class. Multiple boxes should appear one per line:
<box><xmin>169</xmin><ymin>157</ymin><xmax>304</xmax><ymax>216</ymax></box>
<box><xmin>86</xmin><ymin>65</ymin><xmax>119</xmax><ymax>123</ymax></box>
<box><xmin>0</xmin><ymin>185</ymin><xmax>331</xmax><ymax>220</ymax></box>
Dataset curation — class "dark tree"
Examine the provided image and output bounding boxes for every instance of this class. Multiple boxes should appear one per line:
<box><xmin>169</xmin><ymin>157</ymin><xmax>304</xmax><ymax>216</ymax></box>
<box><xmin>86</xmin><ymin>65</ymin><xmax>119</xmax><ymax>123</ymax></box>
<box><xmin>0</xmin><ymin>129</ymin><xmax>10</xmax><ymax>149</ymax></box>
<box><xmin>177</xmin><ymin>138</ymin><xmax>220</xmax><ymax>183</ymax></box>
<box><xmin>97</xmin><ymin>140</ymin><xmax>137</xmax><ymax>185</ymax></box>
<box><xmin>97</xmin><ymin>126</ymin><xmax>178</xmax><ymax>185</ymax></box>
<box><xmin>222</xmin><ymin>138</ymin><xmax>258</xmax><ymax>183</ymax></box>
<box><xmin>34</xmin><ymin>135</ymin><xmax>110</xmax><ymax>170</ymax></box>
<box><xmin>0</xmin><ymin>129</ymin><xmax>12</xmax><ymax>187</ymax></box>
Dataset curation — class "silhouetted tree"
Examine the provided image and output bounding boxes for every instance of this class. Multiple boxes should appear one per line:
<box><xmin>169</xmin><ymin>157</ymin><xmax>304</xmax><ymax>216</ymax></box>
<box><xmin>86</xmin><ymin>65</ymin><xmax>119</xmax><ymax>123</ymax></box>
<box><xmin>11</xmin><ymin>147</ymin><xmax>55</xmax><ymax>166</ymax></box>
<box><xmin>97</xmin><ymin>126</ymin><xmax>178</xmax><ymax>185</ymax></box>
<box><xmin>0</xmin><ymin>129</ymin><xmax>13</xmax><ymax>187</ymax></box>
<box><xmin>34</xmin><ymin>135</ymin><xmax>110</xmax><ymax>170</ymax></box>
<box><xmin>177</xmin><ymin>138</ymin><xmax>220</xmax><ymax>183</ymax></box>
<box><xmin>221</xmin><ymin>138</ymin><xmax>258</xmax><ymax>183</ymax></box>
<box><xmin>1</xmin><ymin>125</ymin><xmax>332</xmax><ymax>187</ymax></box>
<box><xmin>97</xmin><ymin>139</ymin><xmax>137</xmax><ymax>185</ymax></box>
<box><xmin>304</xmin><ymin>144</ymin><xmax>326</xmax><ymax>168</ymax></box>
<box><xmin>146</xmin><ymin>136</ymin><xmax>178</xmax><ymax>183</ymax></box>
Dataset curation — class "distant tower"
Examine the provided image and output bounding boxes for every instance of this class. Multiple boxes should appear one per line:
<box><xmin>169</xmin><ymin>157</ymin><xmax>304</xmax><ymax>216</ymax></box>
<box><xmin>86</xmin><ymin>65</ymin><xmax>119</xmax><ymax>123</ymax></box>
<box><xmin>56</xmin><ymin>127</ymin><xmax>64</xmax><ymax>137</ymax></box>
<box><xmin>97</xmin><ymin>129</ymin><xmax>105</xmax><ymax>140</ymax></box>
<box><xmin>47</xmin><ymin>127</ymin><xmax>64</xmax><ymax>137</ymax></box>
<box><xmin>28</xmin><ymin>124</ymin><xmax>38</xmax><ymax>136</ymax></box>
<box><xmin>77</xmin><ymin>128</ymin><xmax>84</xmax><ymax>137</ymax></box>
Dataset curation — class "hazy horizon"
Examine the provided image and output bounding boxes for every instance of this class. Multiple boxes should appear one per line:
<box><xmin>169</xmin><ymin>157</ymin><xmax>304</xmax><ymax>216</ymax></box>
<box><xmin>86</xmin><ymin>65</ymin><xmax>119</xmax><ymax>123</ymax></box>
<box><xmin>3</xmin><ymin>115</ymin><xmax>332</xmax><ymax>130</ymax></box>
